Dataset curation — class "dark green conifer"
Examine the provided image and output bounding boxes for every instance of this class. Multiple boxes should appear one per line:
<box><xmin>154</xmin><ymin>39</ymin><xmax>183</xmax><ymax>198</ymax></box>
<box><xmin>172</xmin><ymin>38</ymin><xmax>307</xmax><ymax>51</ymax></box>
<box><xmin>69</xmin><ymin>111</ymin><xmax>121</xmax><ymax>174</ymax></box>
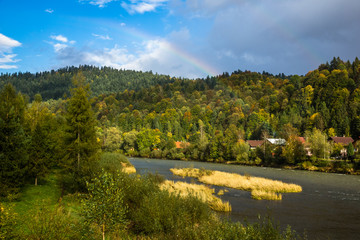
<box><xmin>62</xmin><ymin>72</ymin><xmax>100</xmax><ymax>191</ymax></box>
<box><xmin>0</xmin><ymin>84</ymin><xmax>28</xmax><ymax>196</ymax></box>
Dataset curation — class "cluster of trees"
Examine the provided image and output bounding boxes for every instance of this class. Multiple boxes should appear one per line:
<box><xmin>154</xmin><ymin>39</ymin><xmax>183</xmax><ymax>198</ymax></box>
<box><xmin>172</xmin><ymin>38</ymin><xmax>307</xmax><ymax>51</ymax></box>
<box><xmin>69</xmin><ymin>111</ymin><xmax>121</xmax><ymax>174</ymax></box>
<box><xmin>0</xmin><ymin>72</ymin><xmax>100</xmax><ymax>196</ymax></box>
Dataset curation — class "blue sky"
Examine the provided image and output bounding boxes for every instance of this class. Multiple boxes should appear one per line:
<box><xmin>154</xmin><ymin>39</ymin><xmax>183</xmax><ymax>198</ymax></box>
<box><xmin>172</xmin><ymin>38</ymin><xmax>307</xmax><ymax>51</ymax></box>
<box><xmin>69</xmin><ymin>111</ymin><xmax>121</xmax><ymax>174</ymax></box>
<box><xmin>1</xmin><ymin>0</ymin><xmax>360</xmax><ymax>78</ymax></box>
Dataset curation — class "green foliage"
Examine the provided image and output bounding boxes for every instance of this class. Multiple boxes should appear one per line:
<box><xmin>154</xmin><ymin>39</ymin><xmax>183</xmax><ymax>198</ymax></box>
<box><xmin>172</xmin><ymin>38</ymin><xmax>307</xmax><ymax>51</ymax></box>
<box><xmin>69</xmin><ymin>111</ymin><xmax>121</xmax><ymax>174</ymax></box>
<box><xmin>99</xmin><ymin>152</ymin><xmax>130</xmax><ymax>174</ymax></box>
<box><xmin>132</xmin><ymin>190</ymin><xmax>211</xmax><ymax>236</ymax></box>
<box><xmin>82</xmin><ymin>170</ymin><xmax>128</xmax><ymax>239</ymax></box>
<box><xmin>233</xmin><ymin>140</ymin><xmax>250</xmax><ymax>163</ymax></box>
<box><xmin>0</xmin><ymin>84</ymin><xmax>28</xmax><ymax>196</ymax></box>
<box><xmin>0</xmin><ymin>203</ymin><xmax>18</xmax><ymax>240</ymax></box>
<box><xmin>62</xmin><ymin>72</ymin><xmax>100</xmax><ymax>191</ymax></box>
<box><xmin>282</xmin><ymin>135</ymin><xmax>306</xmax><ymax>164</ymax></box>
<box><xmin>23</xmin><ymin>206</ymin><xmax>82</xmax><ymax>240</ymax></box>
<box><xmin>305</xmin><ymin>129</ymin><xmax>331</xmax><ymax>159</ymax></box>
<box><xmin>347</xmin><ymin>143</ymin><xmax>355</xmax><ymax>157</ymax></box>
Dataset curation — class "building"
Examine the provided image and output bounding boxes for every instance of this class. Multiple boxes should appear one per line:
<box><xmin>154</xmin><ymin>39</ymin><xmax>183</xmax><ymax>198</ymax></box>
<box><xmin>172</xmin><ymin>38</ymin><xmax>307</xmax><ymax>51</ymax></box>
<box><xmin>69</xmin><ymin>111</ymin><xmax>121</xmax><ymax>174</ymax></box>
<box><xmin>266</xmin><ymin>138</ymin><xmax>286</xmax><ymax>146</ymax></box>
<box><xmin>246</xmin><ymin>140</ymin><xmax>265</xmax><ymax>150</ymax></box>
<box><xmin>328</xmin><ymin>136</ymin><xmax>354</xmax><ymax>157</ymax></box>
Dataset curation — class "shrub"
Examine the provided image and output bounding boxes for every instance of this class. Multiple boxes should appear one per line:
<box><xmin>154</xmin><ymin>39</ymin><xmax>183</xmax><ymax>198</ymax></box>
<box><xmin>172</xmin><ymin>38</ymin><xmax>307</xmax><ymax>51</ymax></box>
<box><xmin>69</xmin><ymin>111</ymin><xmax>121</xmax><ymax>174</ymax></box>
<box><xmin>23</xmin><ymin>205</ymin><xmax>82</xmax><ymax>240</ymax></box>
<box><xmin>82</xmin><ymin>170</ymin><xmax>128</xmax><ymax>240</ymax></box>
<box><xmin>131</xmin><ymin>190</ymin><xmax>212</xmax><ymax>236</ymax></box>
<box><xmin>0</xmin><ymin>203</ymin><xmax>18</xmax><ymax>240</ymax></box>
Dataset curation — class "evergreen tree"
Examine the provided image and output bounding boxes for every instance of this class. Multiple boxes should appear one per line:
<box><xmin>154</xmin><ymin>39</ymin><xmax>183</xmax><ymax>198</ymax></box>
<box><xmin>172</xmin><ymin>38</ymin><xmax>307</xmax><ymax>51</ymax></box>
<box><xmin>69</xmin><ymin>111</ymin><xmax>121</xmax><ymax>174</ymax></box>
<box><xmin>0</xmin><ymin>84</ymin><xmax>28</xmax><ymax>196</ymax></box>
<box><xmin>28</xmin><ymin>123</ymin><xmax>51</xmax><ymax>186</ymax></box>
<box><xmin>63</xmin><ymin>72</ymin><xmax>100</xmax><ymax>191</ymax></box>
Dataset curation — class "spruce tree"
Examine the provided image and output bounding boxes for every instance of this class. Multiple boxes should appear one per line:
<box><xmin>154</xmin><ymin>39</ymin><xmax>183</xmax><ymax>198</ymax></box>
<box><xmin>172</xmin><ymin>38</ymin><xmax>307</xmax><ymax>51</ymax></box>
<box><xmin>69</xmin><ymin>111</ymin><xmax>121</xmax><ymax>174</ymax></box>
<box><xmin>0</xmin><ymin>84</ymin><xmax>28</xmax><ymax>196</ymax></box>
<box><xmin>63</xmin><ymin>72</ymin><xmax>100</xmax><ymax>191</ymax></box>
<box><xmin>28</xmin><ymin>123</ymin><xmax>51</xmax><ymax>186</ymax></box>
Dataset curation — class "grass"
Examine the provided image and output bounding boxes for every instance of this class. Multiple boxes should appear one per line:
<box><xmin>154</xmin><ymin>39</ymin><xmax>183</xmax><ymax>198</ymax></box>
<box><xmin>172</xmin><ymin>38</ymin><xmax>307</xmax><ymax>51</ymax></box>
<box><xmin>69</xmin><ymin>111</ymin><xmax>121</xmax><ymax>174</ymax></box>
<box><xmin>170</xmin><ymin>167</ymin><xmax>302</xmax><ymax>200</ymax></box>
<box><xmin>160</xmin><ymin>180</ymin><xmax>231</xmax><ymax>212</ymax></box>
<box><xmin>13</xmin><ymin>172</ymin><xmax>62</xmax><ymax>217</ymax></box>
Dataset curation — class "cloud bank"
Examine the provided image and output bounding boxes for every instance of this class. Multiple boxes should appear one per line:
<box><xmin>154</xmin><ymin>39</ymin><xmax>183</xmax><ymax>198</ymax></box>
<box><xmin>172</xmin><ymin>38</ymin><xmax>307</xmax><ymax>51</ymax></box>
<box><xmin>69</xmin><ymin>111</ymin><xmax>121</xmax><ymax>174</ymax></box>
<box><xmin>0</xmin><ymin>33</ymin><xmax>21</xmax><ymax>69</ymax></box>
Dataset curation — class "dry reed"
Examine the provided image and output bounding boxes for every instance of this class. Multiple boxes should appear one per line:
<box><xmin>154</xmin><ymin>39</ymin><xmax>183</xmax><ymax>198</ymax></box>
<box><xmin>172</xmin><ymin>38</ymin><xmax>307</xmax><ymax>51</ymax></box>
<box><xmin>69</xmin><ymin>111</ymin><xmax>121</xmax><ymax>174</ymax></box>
<box><xmin>160</xmin><ymin>180</ymin><xmax>231</xmax><ymax>212</ymax></box>
<box><xmin>170</xmin><ymin>168</ymin><xmax>302</xmax><ymax>200</ymax></box>
<box><xmin>251</xmin><ymin>190</ymin><xmax>282</xmax><ymax>200</ymax></box>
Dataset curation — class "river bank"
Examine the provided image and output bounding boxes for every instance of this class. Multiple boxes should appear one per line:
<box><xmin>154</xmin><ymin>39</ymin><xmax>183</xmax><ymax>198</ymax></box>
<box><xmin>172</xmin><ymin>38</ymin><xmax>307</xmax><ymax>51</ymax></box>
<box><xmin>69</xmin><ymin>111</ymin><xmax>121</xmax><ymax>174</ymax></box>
<box><xmin>125</xmin><ymin>152</ymin><xmax>360</xmax><ymax>175</ymax></box>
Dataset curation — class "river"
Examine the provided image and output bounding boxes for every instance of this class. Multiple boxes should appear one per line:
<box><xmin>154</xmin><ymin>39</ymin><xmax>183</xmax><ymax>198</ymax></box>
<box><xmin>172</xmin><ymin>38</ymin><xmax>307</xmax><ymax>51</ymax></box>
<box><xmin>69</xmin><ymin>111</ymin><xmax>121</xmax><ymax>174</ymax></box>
<box><xmin>129</xmin><ymin>158</ymin><xmax>360</xmax><ymax>240</ymax></box>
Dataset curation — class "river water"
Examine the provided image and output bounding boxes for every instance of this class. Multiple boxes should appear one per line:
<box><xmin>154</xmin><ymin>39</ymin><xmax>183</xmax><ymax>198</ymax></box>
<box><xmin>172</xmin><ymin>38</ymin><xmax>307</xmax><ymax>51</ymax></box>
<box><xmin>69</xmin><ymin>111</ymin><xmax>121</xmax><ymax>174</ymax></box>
<box><xmin>129</xmin><ymin>158</ymin><xmax>360</xmax><ymax>240</ymax></box>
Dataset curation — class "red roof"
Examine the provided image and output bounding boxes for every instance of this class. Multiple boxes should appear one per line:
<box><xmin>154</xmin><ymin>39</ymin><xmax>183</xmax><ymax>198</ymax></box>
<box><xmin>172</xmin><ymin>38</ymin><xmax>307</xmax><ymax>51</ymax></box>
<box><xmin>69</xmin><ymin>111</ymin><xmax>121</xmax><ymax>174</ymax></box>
<box><xmin>329</xmin><ymin>137</ymin><xmax>354</xmax><ymax>145</ymax></box>
<box><xmin>246</xmin><ymin>140</ymin><xmax>265</xmax><ymax>147</ymax></box>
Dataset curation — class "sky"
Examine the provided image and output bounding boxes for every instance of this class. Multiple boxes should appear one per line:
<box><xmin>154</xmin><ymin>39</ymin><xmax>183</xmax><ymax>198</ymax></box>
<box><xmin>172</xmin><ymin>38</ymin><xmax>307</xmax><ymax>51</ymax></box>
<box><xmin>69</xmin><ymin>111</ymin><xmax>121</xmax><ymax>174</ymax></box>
<box><xmin>0</xmin><ymin>0</ymin><xmax>360</xmax><ymax>79</ymax></box>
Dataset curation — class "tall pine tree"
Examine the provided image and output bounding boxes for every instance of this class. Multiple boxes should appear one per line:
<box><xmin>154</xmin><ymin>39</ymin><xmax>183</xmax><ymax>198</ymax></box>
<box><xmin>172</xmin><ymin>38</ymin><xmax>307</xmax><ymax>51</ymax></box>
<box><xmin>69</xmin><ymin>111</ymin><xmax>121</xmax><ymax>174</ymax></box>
<box><xmin>0</xmin><ymin>84</ymin><xmax>28</xmax><ymax>196</ymax></box>
<box><xmin>63</xmin><ymin>72</ymin><xmax>100</xmax><ymax>191</ymax></box>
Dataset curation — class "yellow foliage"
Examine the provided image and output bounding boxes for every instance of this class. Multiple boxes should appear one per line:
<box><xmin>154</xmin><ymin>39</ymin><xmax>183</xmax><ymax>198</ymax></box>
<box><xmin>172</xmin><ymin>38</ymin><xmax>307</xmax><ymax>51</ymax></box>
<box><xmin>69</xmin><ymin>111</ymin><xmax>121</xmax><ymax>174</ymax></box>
<box><xmin>310</xmin><ymin>113</ymin><xmax>320</xmax><ymax>122</ymax></box>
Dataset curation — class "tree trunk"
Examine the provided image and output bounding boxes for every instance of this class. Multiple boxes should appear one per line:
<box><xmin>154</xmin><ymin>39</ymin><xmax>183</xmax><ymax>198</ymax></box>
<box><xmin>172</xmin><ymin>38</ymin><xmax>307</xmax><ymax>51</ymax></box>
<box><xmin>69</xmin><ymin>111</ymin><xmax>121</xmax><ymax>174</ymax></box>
<box><xmin>102</xmin><ymin>223</ymin><xmax>105</xmax><ymax>240</ymax></box>
<box><xmin>35</xmin><ymin>176</ymin><xmax>37</xmax><ymax>186</ymax></box>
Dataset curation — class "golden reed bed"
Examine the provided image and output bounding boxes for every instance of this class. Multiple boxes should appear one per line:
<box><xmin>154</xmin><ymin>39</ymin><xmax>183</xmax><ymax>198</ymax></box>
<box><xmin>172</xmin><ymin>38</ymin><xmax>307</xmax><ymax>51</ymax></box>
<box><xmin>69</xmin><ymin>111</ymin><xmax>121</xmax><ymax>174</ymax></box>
<box><xmin>170</xmin><ymin>168</ymin><xmax>302</xmax><ymax>201</ymax></box>
<box><xmin>160</xmin><ymin>180</ymin><xmax>231</xmax><ymax>212</ymax></box>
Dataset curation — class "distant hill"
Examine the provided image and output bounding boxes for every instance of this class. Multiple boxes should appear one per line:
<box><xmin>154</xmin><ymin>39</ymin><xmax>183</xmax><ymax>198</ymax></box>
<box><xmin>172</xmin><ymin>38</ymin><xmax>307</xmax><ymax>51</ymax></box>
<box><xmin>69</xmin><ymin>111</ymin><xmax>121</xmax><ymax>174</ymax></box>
<box><xmin>0</xmin><ymin>65</ymin><xmax>175</xmax><ymax>100</ymax></box>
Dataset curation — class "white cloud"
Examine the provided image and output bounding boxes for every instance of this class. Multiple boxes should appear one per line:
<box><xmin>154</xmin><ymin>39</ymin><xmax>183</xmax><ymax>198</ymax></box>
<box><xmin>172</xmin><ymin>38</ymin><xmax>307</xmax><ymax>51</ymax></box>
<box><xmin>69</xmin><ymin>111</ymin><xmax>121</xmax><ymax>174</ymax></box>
<box><xmin>0</xmin><ymin>64</ymin><xmax>18</xmax><ymax>69</ymax></box>
<box><xmin>0</xmin><ymin>33</ymin><xmax>21</xmax><ymax>52</ymax></box>
<box><xmin>92</xmin><ymin>33</ymin><xmax>112</xmax><ymax>40</ymax></box>
<box><xmin>80</xmin><ymin>0</ymin><xmax>116</xmax><ymax>8</ymax></box>
<box><xmin>84</xmin><ymin>45</ymin><xmax>136</xmax><ymax>68</ymax></box>
<box><xmin>48</xmin><ymin>35</ymin><xmax>76</xmax><ymax>54</ymax></box>
<box><xmin>121</xmin><ymin>0</ymin><xmax>167</xmax><ymax>14</ymax></box>
<box><xmin>0</xmin><ymin>53</ymin><xmax>20</xmax><ymax>63</ymax></box>
<box><xmin>53</xmin><ymin>43</ymin><xmax>68</xmax><ymax>53</ymax></box>
<box><xmin>120</xmin><ymin>22</ymin><xmax>126</xmax><ymax>27</ymax></box>
<box><xmin>45</xmin><ymin>9</ymin><xmax>54</xmax><ymax>13</ymax></box>
<box><xmin>50</xmin><ymin>35</ymin><xmax>68</xmax><ymax>43</ymax></box>
<box><xmin>0</xmin><ymin>33</ymin><xmax>21</xmax><ymax>69</ymax></box>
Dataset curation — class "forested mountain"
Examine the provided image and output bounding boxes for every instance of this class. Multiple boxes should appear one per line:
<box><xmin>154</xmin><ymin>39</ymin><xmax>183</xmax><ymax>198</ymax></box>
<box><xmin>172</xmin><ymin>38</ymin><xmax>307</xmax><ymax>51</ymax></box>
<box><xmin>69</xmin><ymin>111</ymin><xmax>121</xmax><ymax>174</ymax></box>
<box><xmin>0</xmin><ymin>65</ymin><xmax>175</xmax><ymax>100</ymax></box>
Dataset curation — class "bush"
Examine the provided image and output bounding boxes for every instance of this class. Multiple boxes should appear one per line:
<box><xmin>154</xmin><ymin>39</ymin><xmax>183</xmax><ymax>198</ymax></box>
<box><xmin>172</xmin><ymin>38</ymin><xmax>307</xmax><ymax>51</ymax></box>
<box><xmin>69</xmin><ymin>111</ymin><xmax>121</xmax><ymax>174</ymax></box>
<box><xmin>131</xmin><ymin>190</ymin><xmax>211</xmax><ymax>236</ymax></box>
<box><xmin>139</xmin><ymin>148</ymin><xmax>151</xmax><ymax>158</ymax></box>
<box><xmin>23</xmin><ymin>205</ymin><xmax>83</xmax><ymax>240</ymax></box>
<box><xmin>150</xmin><ymin>149</ymin><xmax>163</xmax><ymax>159</ymax></box>
<box><xmin>99</xmin><ymin>152</ymin><xmax>130</xmax><ymax>174</ymax></box>
<box><xmin>0</xmin><ymin>203</ymin><xmax>18</xmax><ymax>240</ymax></box>
<box><xmin>82</xmin><ymin>170</ymin><xmax>128</xmax><ymax>240</ymax></box>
